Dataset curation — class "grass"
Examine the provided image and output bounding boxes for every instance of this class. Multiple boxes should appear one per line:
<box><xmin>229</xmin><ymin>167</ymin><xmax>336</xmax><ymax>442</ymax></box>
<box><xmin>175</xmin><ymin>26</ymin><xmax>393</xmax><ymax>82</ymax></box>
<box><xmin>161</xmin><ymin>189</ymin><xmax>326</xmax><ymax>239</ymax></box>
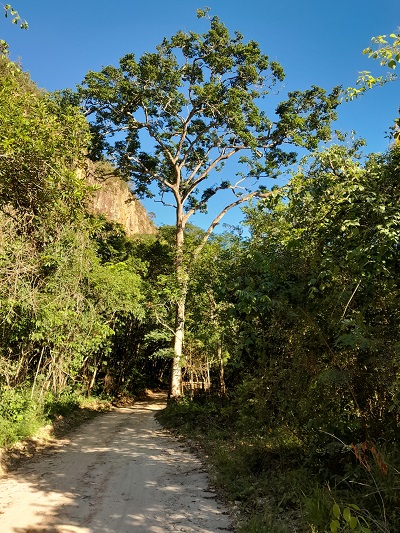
<box><xmin>157</xmin><ymin>396</ymin><xmax>308</xmax><ymax>531</ymax></box>
<box><xmin>156</xmin><ymin>395</ymin><xmax>399</xmax><ymax>533</ymax></box>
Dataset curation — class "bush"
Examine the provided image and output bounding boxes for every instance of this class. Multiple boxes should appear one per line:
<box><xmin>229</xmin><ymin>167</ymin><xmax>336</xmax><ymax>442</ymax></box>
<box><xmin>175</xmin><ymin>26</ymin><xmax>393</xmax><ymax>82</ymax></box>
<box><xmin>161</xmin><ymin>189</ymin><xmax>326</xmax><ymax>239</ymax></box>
<box><xmin>0</xmin><ymin>386</ymin><xmax>45</xmax><ymax>447</ymax></box>
<box><xmin>0</xmin><ymin>386</ymin><xmax>34</xmax><ymax>422</ymax></box>
<box><xmin>0</xmin><ymin>386</ymin><xmax>84</xmax><ymax>448</ymax></box>
<box><xmin>42</xmin><ymin>389</ymin><xmax>81</xmax><ymax>419</ymax></box>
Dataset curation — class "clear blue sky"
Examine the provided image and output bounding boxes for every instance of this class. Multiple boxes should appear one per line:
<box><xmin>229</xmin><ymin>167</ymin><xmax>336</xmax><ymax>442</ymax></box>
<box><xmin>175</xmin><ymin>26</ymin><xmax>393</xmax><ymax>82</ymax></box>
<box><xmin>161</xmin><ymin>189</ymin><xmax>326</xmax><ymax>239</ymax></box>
<box><xmin>2</xmin><ymin>1</ymin><xmax>399</xmax><ymax>229</ymax></box>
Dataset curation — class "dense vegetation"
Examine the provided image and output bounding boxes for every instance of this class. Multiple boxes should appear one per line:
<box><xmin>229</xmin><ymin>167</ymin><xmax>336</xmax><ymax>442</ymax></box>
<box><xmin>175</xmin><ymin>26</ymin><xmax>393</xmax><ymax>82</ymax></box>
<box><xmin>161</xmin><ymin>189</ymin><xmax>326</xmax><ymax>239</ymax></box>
<box><xmin>0</xmin><ymin>57</ymin><xmax>163</xmax><ymax>445</ymax></box>
<box><xmin>1</xmin><ymin>14</ymin><xmax>400</xmax><ymax>532</ymax></box>
<box><xmin>159</xmin><ymin>140</ymin><xmax>400</xmax><ymax>532</ymax></box>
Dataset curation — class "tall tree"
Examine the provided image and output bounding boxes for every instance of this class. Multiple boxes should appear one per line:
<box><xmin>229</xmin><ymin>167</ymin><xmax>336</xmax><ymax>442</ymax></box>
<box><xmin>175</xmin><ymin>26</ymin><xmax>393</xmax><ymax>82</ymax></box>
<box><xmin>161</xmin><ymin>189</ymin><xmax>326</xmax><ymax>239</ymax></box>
<box><xmin>79</xmin><ymin>11</ymin><xmax>340</xmax><ymax>397</ymax></box>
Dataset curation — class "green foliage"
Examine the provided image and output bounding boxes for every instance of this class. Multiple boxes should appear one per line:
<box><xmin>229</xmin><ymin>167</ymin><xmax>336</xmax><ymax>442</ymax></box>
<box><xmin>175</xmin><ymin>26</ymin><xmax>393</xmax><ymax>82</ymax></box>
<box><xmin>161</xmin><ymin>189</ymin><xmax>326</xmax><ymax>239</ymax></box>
<box><xmin>0</xmin><ymin>385</ymin><xmax>111</xmax><ymax>448</ymax></box>
<box><xmin>238</xmin><ymin>142</ymin><xmax>400</xmax><ymax>446</ymax></box>
<box><xmin>80</xmin><ymin>14</ymin><xmax>339</xmax><ymax>209</ymax></box>
<box><xmin>0</xmin><ymin>60</ymin><xmax>151</xmax><ymax>404</ymax></box>
<box><xmin>0</xmin><ymin>386</ymin><xmax>32</xmax><ymax>422</ymax></box>
<box><xmin>0</xmin><ymin>386</ymin><xmax>42</xmax><ymax>447</ymax></box>
<box><xmin>2</xmin><ymin>17</ymin><xmax>400</xmax><ymax>532</ymax></box>
<box><xmin>0</xmin><ymin>63</ymin><xmax>90</xmax><ymax>217</ymax></box>
<box><xmin>42</xmin><ymin>389</ymin><xmax>81</xmax><ymax>419</ymax></box>
<box><xmin>364</xmin><ymin>33</ymin><xmax>400</xmax><ymax>69</ymax></box>
<box><xmin>79</xmin><ymin>12</ymin><xmax>341</xmax><ymax>397</ymax></box>
<box><xmin>0</xmin><ymin>3</ymin><xmax>28</xmax><ymax>55</ymax></box>
<box><xmin>330</xmin><ymin>503</ymin><xmax>371</xmax><ymax>533</ymax></box>
<box><xmin>159</xmin><ymin>396</ymin><xmax>314</xmax><ymax>531</ymax></box>
<box><xmin>2</xmin><ymin>4</ymin><xmax>28</xmax><ymax>29</ymax></box>
<box><xmin>170</xmin><ymin>141</ymin><xmax>399</xmax><ymax>530</ymax></box>
<box><xmin>345</xmin><ymin>32</ymin><xmax>400</xmax><ymax>140</ymax></box>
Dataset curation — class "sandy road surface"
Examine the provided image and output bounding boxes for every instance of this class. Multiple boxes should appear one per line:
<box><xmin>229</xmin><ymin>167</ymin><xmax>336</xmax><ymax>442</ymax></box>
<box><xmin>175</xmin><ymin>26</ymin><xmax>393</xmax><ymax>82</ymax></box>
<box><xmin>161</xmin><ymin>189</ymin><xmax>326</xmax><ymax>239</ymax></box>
<box><xmin>0</xmin><ymin>393</ymin><xmax>232</xmax><ymax>533</ymax></box>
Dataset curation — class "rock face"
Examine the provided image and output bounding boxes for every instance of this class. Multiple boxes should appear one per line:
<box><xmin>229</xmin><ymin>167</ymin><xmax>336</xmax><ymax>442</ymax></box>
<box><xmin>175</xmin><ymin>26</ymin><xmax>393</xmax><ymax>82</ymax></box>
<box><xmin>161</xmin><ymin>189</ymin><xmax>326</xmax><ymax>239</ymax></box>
<box><xmin>86</xmin><ymin>162</ymin><xmax>156</xmax><ymax>236</ymax></box>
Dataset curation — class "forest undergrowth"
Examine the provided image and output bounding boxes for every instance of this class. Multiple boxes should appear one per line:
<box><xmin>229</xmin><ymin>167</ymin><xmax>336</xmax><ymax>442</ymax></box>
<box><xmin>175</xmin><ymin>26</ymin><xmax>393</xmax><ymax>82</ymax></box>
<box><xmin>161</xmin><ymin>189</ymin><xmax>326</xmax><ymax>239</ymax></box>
<box><xmin>158</xmin><ymin>395</ymin><xmax>400</xmax><ymax>533</ymax></box>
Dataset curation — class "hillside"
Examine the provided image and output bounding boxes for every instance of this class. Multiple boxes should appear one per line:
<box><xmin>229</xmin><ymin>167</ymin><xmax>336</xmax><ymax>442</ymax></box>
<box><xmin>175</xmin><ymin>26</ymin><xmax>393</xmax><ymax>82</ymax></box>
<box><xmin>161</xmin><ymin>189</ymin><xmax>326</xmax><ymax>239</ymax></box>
<box><xmin>86</xmin><ymin>161</ymin><xmax>156</xmax><ymax>236</ymax></box>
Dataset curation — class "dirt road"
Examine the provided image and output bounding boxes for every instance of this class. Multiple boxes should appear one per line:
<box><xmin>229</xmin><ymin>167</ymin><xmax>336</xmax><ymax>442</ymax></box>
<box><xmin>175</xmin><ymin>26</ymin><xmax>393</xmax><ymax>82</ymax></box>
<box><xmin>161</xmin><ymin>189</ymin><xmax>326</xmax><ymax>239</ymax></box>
<box><xmin>0</xmin><ymin>393</ymin><xmax>232</xmax><ymax>532</ymax></box>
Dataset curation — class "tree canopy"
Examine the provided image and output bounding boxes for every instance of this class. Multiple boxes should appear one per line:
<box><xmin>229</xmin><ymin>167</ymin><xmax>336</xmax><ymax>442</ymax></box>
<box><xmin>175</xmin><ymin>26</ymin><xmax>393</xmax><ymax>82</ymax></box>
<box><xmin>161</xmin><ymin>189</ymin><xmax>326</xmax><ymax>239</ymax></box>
<box><xmin>80</xmin><ymin>13</ymin><xmax>341</xmax><ymax>211</ymax></box>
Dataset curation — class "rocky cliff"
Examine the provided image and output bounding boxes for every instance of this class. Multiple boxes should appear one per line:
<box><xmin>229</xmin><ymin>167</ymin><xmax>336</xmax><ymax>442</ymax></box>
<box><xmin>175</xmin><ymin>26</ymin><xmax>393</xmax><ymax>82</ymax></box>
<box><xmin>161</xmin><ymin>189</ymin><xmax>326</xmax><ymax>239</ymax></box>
<box><xmin>86</xmin><ymin>162</ymin><xmax>156</xmax><ymax>236</ymax></box>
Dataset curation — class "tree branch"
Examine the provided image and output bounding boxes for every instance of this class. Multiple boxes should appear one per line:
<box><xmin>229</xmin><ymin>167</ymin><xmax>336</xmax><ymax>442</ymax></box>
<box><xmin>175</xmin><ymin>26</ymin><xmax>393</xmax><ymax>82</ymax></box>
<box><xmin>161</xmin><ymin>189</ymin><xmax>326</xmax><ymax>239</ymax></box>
<box><xmin>191</xmin><ymin>188</ymin><xmax>283</xmax><ymax>262</ymax></box>
<box><xmin>182</xmin><ymin>146</ymin><xmax>240</xmax><ymax>205</ymax></box>
<box><xmin>126</xmin><ymin>154</ymin><xmax>175</xmax><ymax>191</ymax></box>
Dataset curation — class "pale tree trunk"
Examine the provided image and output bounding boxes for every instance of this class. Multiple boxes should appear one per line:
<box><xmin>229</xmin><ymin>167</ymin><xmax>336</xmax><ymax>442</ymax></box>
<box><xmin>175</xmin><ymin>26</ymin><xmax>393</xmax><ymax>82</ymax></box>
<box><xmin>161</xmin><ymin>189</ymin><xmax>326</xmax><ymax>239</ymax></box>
<box><xmin>218</xmin><ymin>341</ymin><xmax>226</xmax><ymax>395</ymax></box>
<box><xmin>170</xmin><ymin>295</ymin><xmax>186</xmax><ymax>397</ymax></box>
<box><xmin>170</xmin><ymin>207</ymin><xmax>187</xmax><ymax>398</ymax></box>
<box><xmin>167</xmin><ymin>186</ymin><xmax>275</xmax><ymax>399</ymax></box>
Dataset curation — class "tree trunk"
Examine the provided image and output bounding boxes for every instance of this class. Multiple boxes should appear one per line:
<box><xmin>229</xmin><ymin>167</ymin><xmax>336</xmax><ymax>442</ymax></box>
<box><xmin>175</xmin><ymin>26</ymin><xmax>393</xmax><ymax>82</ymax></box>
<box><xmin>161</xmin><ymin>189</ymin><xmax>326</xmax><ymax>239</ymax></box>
<box><xmin>170</xmin><ymin>294</ymin><xmax>186</xmax><ymax>397</ymax></box>
<box><xmin>170</xmin><ymin>208</ymin><xmax>187</xmax><ymax>399</ymax></box>
<box><xmin>218</xmin><ymin>341</ymin><xmax>226</xmax><ymax>395</ymax></box>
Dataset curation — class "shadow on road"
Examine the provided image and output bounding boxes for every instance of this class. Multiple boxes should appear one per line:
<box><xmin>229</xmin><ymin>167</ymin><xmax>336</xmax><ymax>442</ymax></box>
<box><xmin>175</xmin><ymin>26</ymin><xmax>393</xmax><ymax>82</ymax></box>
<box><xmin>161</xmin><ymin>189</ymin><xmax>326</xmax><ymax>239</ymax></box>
<box><xmin>0</xmin><ymin>393</ymin><xmax>232</xmax><ymax>533</ymax></box>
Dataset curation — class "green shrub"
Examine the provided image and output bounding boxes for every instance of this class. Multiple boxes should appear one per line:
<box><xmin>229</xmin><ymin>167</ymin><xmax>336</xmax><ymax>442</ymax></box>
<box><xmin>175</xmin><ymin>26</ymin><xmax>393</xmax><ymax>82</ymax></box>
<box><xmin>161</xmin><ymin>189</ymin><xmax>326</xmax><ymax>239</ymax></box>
<box><xmin>42</xmin><ymin>389</ymin><xmax>81</xmax><ymax>419</ymax></box>
<box><xmin>0</xmin><ymin>386</ymin><xmax>86</xmax><ymax>448</ymax></box>
<box><xmin>0</xmin><ymin>416</ymin><xmax>16</xmax><ymax>447</ymax></box>
<box><xmin>0</xmin><ymin>387</ymin><xmax>45</xmax><ymax>447</ymax></box>
<box><xmin>0</xmin><ymin>386</ymin><xmax>33</xmax><ymax>422</ymax></box>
